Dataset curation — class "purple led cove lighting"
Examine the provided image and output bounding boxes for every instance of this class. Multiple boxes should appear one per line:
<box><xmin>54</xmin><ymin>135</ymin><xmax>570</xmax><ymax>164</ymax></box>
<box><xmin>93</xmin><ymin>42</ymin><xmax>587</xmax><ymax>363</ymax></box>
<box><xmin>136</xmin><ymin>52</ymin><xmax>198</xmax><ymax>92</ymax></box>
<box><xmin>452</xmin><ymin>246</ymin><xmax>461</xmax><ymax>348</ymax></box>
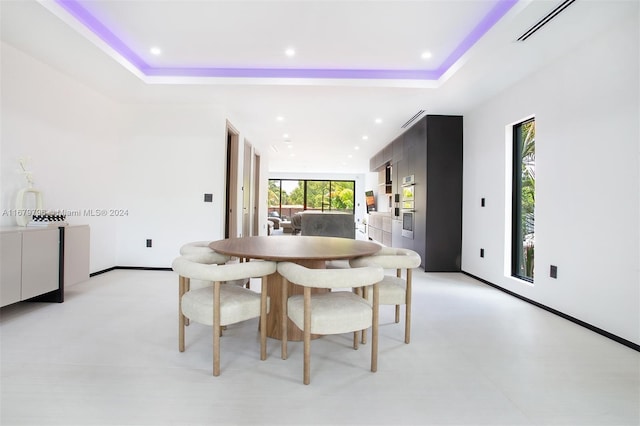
<box><xmin>436</xmin><ymin>0</ymin><xmax>519</xmax><ymax>75</ymax></box>
<box><xmin>54</xmin><ymin>0</ymin><xmax>518</xmax><ymax>81</ymax></box>
<box><xmin>145</xmin><ymin>67</ymin><xmax>441</xmax><ymax>80</ymax></box>
<box><xmin>54</xmin><ymin>0</ymin><xmax>149</xmax><ymax>71</ymax></box>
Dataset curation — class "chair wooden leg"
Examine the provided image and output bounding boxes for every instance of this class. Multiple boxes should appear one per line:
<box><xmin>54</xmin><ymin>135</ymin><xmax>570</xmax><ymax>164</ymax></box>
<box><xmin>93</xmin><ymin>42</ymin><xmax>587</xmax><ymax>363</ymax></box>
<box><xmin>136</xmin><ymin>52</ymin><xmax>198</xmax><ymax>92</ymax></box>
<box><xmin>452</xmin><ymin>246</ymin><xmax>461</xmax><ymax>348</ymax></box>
<box><xmin>260</xmin><ymin>276</ymin><xmax>268</xmax><ymax>361</ymax></box>
<box><xmin>178</xmin><ymin>276</ymin><xmax>187</xmax><ymax>352</ymax></box>
<box><xmin>213</xmin><ymin>281</ymin><xmax>221</xmax><ymax>376</ymax></box>
<box><xmin>185</xmin><ymin>278</ymin><xmax>190</xmax><ymax>326</ymax></box>
<box><xmin>361</xmin><ymin>286</ymin><xmax>367</xmax><ymax>344</ymax></box>
<box><xmin>355</xmin><ymin>287</ymin><xmax>366</xmax><ymax>345</ymax></box>
<box><xmin>244</xmin><ymin>259</ymin><xmax>251</xmax><ymax>288</ymax></box>
<box><xmin>371</xmin><ymin>283</ymin><xmax>379</xmax><ymax>373</ymax></box>
<box><xmin>303</xmin><ymin>287</ymin><xmax>311</xmax><ymax>385</ymax></box>
<box><xmin>281</xmin><ymin>278</ymin><xmax>288</xmax><ymax>360</ymax></box>
<box><xmin>405</xmin><ymin>269</ymin><xmax>412</xmax><ymax>344</ymax></box>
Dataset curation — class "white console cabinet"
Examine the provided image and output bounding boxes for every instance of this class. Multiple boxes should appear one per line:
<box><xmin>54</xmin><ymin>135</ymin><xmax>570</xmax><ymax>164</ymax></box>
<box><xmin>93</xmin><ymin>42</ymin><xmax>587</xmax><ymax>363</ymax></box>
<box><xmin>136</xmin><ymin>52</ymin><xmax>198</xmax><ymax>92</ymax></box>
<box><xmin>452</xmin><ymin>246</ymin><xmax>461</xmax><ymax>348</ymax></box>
<box><xmin>63</xmin><ymin>225</ymin><xmax>90</xmax><ymax>287</ymax></box>
<box><xmin>0</xmin><ymin>231</ymin><xmax>23</xmax><ymax>306</ymax></box>
<box><xmin>0</xmin><ymin>225</ymin><xmax>89</xmax><ymax>307</ymax></box>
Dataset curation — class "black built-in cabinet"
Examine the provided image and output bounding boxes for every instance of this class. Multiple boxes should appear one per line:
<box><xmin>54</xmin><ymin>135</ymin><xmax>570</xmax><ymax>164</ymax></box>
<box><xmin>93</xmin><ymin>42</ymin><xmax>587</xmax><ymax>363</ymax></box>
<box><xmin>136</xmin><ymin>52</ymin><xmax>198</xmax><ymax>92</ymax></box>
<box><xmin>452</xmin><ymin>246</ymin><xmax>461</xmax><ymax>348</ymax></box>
<box><xmin>371</xmin><ymin>115</ymin><xmax>462</xmax><ymax>271</ymax></box>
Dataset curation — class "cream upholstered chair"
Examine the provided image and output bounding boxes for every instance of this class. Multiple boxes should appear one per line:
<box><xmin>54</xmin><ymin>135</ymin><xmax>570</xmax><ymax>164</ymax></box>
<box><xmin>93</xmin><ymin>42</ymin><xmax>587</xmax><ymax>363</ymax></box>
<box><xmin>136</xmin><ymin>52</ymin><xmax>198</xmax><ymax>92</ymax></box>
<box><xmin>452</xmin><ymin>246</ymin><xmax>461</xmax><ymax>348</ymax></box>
<box><xmin>325</xmin><ymin>259</ymin><xmax>351</xmax><ymax>269</ymax></box>
<box><xmin>180</xmin><ymin>240</ymin><xmax>249</xmax><ymax>288</ymax></box>
<box><xmin>180</xmin><ymin>240</ymin><xmax>228</xmax><ymax>258</ymax></box>
<box><xmin>177</xmin><ymin>241</ymin><xmax>249</xmax><ymax>331</ymax></box>
<box><xmin>277</xmin><ymin>261</ymin><xmax>384</xmax><ymax>385</ymax></box>
<box><xmin>179</xmin><ymin>241</ymin><xmax>230</xmax><ymax>289</ymax></box>
<box><xmin>349</xmin><ymin>247</ymin><xmax>421</xmax><ymax>344</ymax></box>
<box><xmin>172</xmin><ymin>255</ymin><xmax>277</xmax><ymax>376</ymax></box>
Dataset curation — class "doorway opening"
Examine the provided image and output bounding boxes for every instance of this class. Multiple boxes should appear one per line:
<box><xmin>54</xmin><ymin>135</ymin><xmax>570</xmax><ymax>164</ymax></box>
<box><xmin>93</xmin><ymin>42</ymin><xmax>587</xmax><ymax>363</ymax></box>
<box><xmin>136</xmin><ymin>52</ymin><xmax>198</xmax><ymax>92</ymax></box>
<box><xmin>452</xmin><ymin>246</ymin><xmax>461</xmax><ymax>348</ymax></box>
<box><xmin>225</xmin><ymin>122</ymin><xmax>239</xmax><ymax>239</ymax></box>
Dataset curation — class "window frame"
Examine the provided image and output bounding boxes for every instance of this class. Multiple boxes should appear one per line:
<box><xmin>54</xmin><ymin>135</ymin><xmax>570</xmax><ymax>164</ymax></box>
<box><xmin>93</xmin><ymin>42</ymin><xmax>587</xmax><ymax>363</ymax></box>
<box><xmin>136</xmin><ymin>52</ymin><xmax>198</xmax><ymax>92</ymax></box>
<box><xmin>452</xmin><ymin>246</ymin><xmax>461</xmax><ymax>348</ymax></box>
<box><xmin>268</xmin><ymin>178</ymin><xmax>356</xmax><ymax>219</ymax></box>
<box><xmin>511</xmin><ymin>117</ymin><xmax>535</xmax><ymax>283</ymax></box>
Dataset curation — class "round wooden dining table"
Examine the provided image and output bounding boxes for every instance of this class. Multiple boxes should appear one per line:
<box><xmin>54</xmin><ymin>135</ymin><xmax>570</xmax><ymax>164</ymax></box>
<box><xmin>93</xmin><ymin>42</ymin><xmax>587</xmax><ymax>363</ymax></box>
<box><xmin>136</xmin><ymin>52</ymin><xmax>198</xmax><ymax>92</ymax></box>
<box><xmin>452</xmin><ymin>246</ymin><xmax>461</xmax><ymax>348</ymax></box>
<box><xmin>209</xmin><ymin>236</ymin><xmax>381</xmax><ymax>341</ymax></box>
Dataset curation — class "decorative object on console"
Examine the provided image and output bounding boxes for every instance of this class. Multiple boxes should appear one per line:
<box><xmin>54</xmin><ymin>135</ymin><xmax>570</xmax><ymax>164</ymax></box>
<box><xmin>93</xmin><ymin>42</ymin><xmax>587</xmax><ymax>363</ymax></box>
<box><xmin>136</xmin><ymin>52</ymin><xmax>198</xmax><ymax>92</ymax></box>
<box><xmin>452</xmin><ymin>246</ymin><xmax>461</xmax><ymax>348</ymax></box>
<box><xmin>15</xmin><ymin>188</ymin><xmax>43</xmax><ymax>226</ymax></box>
<box><xmin>14</xmin><ymin>158</ymin><xmax>68</xmax><ymax>228</ymax></box>
<box><xmin>15</xmin><ymin>158</ymin><xmax>43</xmax><ymax>227</ymax></box>
<box><xmin>28</xmin><ymin>213</ymin><xmax>68</xmax><ymax>227</ymax></box>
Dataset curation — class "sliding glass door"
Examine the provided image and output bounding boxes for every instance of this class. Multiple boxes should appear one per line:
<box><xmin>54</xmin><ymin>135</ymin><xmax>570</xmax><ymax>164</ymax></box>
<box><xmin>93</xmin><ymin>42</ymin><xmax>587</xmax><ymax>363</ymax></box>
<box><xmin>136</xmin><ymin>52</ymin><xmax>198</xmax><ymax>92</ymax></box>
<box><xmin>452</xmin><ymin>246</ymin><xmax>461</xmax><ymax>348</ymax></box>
<box><xmin>268</xmin><ymin>179</ymin><xmax>355</xmax><ymax>219</ymax></box>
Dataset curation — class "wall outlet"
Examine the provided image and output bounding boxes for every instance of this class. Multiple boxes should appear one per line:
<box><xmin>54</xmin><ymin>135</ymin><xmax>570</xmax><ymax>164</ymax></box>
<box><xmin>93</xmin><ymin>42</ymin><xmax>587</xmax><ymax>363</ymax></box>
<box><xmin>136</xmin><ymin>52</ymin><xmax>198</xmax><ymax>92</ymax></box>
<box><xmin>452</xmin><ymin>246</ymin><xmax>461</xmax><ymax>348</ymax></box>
<box><xmin>550</xmin><ymin>265</ymin><xmax>558</xmax><ymax>279</ymax></box>
<box><xmin>480</xmin><ymin>248</ymin><xmax>485</xmax><ymax>258</ymax></box>
<box><xmin>146</xmin><ymin>239</ymin><xmax>152</xmax><ymax>248</ymax></box>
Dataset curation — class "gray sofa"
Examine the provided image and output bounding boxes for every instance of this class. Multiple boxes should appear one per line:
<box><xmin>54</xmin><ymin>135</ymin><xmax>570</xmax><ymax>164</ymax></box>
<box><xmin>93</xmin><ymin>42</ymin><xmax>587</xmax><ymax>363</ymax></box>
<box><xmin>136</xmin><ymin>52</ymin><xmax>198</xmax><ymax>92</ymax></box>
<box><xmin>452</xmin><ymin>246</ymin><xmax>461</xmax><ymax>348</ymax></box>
<box><xmin>300</xmin><ymin>212</ymin><xmax>355</xmax><ymax>239</ymax></box>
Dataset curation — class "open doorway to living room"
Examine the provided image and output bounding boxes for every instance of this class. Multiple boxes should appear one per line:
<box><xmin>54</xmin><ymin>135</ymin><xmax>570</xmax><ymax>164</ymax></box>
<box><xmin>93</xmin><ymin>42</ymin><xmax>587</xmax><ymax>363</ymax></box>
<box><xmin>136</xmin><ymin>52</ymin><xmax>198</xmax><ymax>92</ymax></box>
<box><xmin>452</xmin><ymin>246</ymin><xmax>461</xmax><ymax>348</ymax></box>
<box><xmin>267</xmin><ymin>179</ymin><xmax>355</xmax><ymax>236</ymax></box>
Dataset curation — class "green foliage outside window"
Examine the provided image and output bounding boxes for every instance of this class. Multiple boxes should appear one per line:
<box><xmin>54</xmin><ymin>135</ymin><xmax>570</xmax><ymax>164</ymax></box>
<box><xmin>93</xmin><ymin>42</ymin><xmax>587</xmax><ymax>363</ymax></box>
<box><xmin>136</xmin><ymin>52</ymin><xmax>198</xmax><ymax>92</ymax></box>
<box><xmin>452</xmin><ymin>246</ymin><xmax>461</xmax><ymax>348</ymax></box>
<box><xmin>513</xmin><ymin>119</ymin><xmax>535</xmax><ymax>281</ymax></box>
<box><xmin>268</xmin><ymin>180</ymin><xmax>281</xmax><ymax>209</ymax></box>
<box><xmin>268</xmin><ymin>179</ymin><xmax>355</xmax><ymax>217</ymax></box>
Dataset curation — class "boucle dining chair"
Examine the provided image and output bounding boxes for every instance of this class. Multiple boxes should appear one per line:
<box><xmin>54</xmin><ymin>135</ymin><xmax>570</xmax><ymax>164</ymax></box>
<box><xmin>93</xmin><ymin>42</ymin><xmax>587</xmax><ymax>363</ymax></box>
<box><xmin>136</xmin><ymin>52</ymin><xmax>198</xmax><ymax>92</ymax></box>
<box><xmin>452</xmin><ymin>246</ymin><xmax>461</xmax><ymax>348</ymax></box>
<box><xmin>349</xmin><ymin>247</ymin><xmax>421</xmax><ymax>344</ymax></box>
<box><xmin>180</xmin><ymin>240</ymin><xmax>229</xmax><ymax>258</ymax></box>
<box><xmin>277</xmin><ymin>261</ymin><xmax>384</xmax><ymax>385</ymax></box>
<box><xmin>177</xmin><ymin>241</ymin><xmax>249</xmax><ymax>331</ymax></box>
<box><xmin>180</xmin><ymin>240</ymin><xmax>249</xmax><ymax>288</ymax></box>
<box><xmin>172</xmin><ymin>255</ymin><xmax>277</xmax><ymax>376</ymax></box>
<box><xmin>179</xmin><ymin>241</ymin><xmax>231</xmax><ymax>288</ymax></box>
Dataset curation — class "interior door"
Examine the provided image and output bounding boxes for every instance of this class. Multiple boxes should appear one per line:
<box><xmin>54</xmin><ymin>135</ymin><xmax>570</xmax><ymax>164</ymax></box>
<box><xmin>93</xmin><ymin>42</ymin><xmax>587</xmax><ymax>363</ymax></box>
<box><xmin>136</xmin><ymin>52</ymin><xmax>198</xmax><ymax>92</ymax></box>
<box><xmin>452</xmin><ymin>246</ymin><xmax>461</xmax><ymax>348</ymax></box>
<box><xmin>252</xmin><ymin>153</ymin><xmax>261</xmax><ymax>235</ymax></box>
<box><xmin>242</xmin><ymin>140</ymin><xmax>252</xmax><ymax>237</ymax></box>
<box><xmin>225</xmin><ymin>122</ymin><xmax>239</xmax><ymax>239</ymax></box>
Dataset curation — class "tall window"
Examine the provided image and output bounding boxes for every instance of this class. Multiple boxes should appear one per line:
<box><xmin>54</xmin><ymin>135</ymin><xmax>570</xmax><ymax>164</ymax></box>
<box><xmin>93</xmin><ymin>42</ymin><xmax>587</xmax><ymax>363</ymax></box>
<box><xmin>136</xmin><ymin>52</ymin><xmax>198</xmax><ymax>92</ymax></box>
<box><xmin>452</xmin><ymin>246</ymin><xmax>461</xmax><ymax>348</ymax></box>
<box><xmin>268</xmin><ymin>179</ymin><xmax>355</xmax><ymax>219</ymax></box>
<box><xmin>512</xmin><ymin>118</ymin><xmax>535</xmax><ymax>281</ymax></box>
<box><xmin>268</xmin><ymin>179</ymin><xmax>282</xmax><ymax>214</ymax></box>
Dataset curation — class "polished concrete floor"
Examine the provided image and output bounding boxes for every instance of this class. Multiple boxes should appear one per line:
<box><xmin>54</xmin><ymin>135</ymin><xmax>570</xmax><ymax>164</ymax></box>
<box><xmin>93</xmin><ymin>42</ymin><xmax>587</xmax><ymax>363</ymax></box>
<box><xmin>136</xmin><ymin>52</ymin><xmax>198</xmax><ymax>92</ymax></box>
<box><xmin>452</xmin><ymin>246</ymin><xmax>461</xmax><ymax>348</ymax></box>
<box><xmin>1</xmin><ymin>268</ymin><xmax>638</xmax><ymax>425</ymax></box>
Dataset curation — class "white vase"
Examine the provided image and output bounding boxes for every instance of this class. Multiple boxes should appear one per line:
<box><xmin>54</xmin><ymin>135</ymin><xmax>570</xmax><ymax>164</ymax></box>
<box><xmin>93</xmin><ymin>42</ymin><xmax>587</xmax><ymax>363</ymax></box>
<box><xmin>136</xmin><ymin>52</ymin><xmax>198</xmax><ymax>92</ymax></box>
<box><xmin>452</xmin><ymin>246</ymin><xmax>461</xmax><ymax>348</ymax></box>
<box><xmin>15</xmin><ymin>188</ymin><xmax>43</xmax><ymax>226</ymax></box>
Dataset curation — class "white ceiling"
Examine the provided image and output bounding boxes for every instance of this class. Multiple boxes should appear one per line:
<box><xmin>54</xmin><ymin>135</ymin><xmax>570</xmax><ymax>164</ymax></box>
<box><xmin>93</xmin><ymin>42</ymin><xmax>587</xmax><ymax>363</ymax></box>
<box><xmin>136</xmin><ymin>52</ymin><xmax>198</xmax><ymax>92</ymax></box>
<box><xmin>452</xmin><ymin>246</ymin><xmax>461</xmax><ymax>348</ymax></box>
<box><xmin>1</xmin><ymin>0</ymin><xmax>633</xmax><ymax>173</ymax></box>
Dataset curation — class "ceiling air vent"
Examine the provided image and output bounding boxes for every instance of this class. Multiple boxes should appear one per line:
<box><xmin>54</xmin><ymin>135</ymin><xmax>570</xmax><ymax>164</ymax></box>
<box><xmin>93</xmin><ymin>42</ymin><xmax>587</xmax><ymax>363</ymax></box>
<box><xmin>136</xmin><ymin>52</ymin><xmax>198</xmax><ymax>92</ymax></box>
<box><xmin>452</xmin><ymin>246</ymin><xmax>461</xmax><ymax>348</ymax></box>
<box><xmin>517</xmin><ymin>0</ymin><xmax>575</xmax><ymax>42</ymax></box>
<box><xmin>401</xmin><ymin>110</ymin><xmax>425</xmax><ymax>129</ymax></box>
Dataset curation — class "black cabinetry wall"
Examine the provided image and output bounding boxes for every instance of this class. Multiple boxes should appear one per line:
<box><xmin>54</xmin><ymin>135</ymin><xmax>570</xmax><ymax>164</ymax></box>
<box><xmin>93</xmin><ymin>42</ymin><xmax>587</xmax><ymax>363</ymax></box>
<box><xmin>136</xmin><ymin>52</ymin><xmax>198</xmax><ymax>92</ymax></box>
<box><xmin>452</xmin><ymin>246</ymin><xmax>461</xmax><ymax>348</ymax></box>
<box><xmin>381</xmin><ymin>115</ymin><xmax>463</xmax><ymax>271</ymax></box>
<box><xmin>425</xmin><ymin>115</ymin><xmax>463</xmax><ymax>271</ymax></box>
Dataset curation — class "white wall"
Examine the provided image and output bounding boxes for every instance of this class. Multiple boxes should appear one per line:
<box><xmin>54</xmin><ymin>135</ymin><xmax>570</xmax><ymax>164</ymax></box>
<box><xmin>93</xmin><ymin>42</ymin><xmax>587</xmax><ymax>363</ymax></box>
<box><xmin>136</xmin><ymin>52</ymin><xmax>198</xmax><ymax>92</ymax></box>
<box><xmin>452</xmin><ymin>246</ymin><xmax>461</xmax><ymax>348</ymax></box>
<box><xmin>114</xmin><ymin>103</ymin><xmax>232</xmax><ymax>267</ymax></box>
<box><xmin>462</xmin><ymin>13</ymin><xmax>639</xmax><ymax>344</ymax></box>
<box><xmin>114</xmin><ymin>107</ymin><xmax>267</xmax><ymax>267</ymax></box>
<box><xmin>1</xmin><ymin>42</ymin><xmax>120</xmax><ymax>272</ymax></box>
<box><xmin>1</xmin><ymin>42</ymin><xmax>266</xmax><ymax>272</ymax></box>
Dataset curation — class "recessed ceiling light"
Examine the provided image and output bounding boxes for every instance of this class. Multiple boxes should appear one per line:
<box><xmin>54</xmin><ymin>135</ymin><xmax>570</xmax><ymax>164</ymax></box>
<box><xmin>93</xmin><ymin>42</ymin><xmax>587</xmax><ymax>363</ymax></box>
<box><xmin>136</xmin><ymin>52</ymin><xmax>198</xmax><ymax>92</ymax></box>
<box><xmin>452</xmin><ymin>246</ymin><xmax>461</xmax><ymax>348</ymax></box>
<box><xmin>283</xmin><ymin>133</ymin><xmax>289</xmax><ymax>138</ymax></box>
<box><xmin>287</xmin><ymin>145</ymin><xmax>293</xmax><ymax>149</ymax></box>
<box><xmin>347</xmin><ymin>154</ymin><xmax>353</xmax><ymax>158</ymax></box>
<box><xmin>362</xmin><ymin>135</ymin><xmax>369</xmax><ymax>140</ymax></box>
<box><xmin>285</xmin><ymin>48</ymin><xmax>295</xmax><ymax>57</ymax></box>
<box><xmin>276</xmin><ymin>116</ymin><xmax>284</xmax><ymax>121</ymax></box>
<box><xmin>150</xmin><ymin>46</ymin><xmax>162</xmax><ymax>56</ymax></box>
<box><xmin>421</xmin><ymin>51</ymin><xmax>432</xmax><ymax>59</ymax></box>
<box><xmin>375</xmin><ymin>118</ymin><xmax>382</xmax><ymax>124</ymax></box>
<box><xmin>354</xmin><ymin>146</ymin><xmax>360</xmax><ymax>150</ymax></box>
